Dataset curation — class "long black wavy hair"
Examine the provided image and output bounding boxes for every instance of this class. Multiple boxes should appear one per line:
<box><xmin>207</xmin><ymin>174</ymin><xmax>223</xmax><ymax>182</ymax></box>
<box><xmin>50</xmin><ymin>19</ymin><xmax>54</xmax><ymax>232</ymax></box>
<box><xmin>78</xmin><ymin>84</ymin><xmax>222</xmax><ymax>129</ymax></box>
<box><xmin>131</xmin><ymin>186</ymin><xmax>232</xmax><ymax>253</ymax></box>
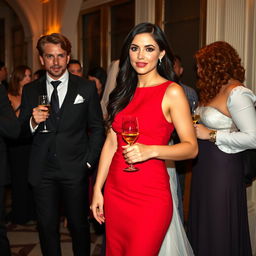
<box><xmin>106</xmin><ymin>22</ymin><xmax>177</xmax><ymax>129</ymax></box>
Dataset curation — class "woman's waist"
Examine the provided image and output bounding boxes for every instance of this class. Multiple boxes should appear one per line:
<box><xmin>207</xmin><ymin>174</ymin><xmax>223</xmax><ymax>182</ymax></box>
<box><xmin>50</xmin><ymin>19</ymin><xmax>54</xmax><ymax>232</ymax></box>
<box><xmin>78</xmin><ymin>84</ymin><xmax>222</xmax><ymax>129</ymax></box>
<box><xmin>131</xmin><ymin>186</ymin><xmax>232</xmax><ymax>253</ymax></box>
<box><xmin>108</xmin><ymin>154</ymin><xmax>169</xmax><ymax>185</ymax></box>
<box><xmin>111</xmin><ymin>149</ymin><xmax>166</xmax><ymax>167</ymax></box>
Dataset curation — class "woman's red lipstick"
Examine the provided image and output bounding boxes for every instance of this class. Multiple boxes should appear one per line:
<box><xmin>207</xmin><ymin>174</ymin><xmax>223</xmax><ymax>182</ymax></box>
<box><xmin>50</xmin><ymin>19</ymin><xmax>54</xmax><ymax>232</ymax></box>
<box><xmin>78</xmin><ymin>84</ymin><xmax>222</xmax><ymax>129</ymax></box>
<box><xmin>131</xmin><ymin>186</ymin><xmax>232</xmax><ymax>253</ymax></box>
<box><xmin>136</xmin><ymin>62</ymin><xmax>147</xmax><ymax>67</ymax></box>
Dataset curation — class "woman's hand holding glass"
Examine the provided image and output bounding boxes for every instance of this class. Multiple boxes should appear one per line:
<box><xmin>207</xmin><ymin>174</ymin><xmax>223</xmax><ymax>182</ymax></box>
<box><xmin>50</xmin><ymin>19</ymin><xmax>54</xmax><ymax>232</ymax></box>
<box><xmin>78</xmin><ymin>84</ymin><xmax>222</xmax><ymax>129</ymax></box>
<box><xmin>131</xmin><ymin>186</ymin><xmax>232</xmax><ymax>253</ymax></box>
<box><xmin>121</xmin><ymin>116</ymin><xmax>139</xmax><ymax>171</ymax></box>
<box><xmin>194</xmin><ymin>123</ymin><xmax>213</xmax><ymax>140</ymax></box>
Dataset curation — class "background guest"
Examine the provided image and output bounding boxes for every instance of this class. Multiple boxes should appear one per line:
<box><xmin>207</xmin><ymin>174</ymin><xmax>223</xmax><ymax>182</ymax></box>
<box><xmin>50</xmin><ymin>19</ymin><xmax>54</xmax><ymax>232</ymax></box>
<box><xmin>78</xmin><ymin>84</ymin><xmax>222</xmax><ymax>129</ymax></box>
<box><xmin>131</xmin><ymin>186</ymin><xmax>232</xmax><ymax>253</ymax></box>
<box><xmin>7</xmin><ymin>65</ymin><xmax>36</xmax><ymax>225</ymax></box>
<box><xmin>171</xmin><ymin>55</ymin><xmax>198</xmax><ymax>222</ymax></box>
<box><xmin>0</xmin><ymin>61</ymin><xmax>8</xmax><ymax>90</ymax></box>
<box><xmin>33</xmin><ymin>69</ymin><xmax>46</xmax><ymax>81</ymax></box>
<box><xmin>188</xmin><ymin>41</ymin><xmax>256</xmax><ymax>256</ymax></box>
<box><xmin>8</xmin><ymin>65</ymin><xmax>32</xmax><ymax>116</ymax></box>
<box><xmin>100</xmin><ymin>59</ymin><xmax>120</xmax><ymax>118</ymax></box>
<box><xmin>88</xmin><ymin>66</ymin><xmax>107</xmax><ymax>100</ymax></box>
<box><xmin>67</xmin><ymin>59</ymin><xmax>83</xmax><ymax>77</ymax></box>
<box><xmin>0</xmin><ymin>85</ymin><xmax>20</xmax><ymax>256</ymax></box>
<box><xmin>173</xmin><ymin>55</ymin><xmax>198</xmax><ymax>109</ymax></box>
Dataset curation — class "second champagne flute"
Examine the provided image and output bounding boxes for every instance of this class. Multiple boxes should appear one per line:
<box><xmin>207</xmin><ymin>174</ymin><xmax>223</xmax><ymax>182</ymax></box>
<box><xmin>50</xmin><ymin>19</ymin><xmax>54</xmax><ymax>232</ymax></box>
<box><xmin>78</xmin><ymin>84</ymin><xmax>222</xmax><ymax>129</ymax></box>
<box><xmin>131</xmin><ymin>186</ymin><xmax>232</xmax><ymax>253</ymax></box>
<box><xmin>38</xmin><ymin>95</ymin><xmax>51</xmax><ymax>133</ymax></box>
<box><xmin>121</xmin><ymin>116</ymin><xmax>139</xmax><ymax>172</ymax></box>
<box><xmin>191</xmin><ymin>100</ymin><xmax>200</xmax><ymax>124</ymax></box>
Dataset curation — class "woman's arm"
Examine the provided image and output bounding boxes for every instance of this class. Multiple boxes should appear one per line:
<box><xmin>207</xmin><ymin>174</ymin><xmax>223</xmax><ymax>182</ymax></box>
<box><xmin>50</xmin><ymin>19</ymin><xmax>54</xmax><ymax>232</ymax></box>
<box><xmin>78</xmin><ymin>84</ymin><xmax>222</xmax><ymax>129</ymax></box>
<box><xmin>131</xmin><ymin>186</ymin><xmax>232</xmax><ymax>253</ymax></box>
<box><xmin>195</xmin><ymin>87</ymin><xmax>256</xmax><ymax>152</ymax></box>
<box><xmin>123</xmin><ymin>83</ymin><xmax>198</xmax><ymax>164</ymax></box>
<box><xmin>91</xmin><ymin>128</ymin><xmax>117</xmax><ymax>224</ymax></box>
<box><xmin>216</xmin><ymin>87</ymin><xmax>256</xmax><ymax>151</ymax></box>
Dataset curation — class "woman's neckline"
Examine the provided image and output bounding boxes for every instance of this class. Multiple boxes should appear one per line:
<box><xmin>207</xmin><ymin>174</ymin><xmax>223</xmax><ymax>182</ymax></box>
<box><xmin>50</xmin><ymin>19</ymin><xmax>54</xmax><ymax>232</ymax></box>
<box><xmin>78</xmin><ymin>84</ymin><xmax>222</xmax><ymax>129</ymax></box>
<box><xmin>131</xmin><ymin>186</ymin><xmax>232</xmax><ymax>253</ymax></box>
<box><xmin>137</xmin><ymin>80</ymin><xmax>170</xmax><ymax>88</ymax></box>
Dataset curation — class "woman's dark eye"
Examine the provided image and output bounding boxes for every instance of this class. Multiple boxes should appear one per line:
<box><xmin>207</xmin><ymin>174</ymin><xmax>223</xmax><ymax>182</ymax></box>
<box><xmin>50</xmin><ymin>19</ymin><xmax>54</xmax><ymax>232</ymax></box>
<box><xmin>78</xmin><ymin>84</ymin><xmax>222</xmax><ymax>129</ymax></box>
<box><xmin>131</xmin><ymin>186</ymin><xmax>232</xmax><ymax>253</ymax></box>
<box><xmin>130</xmin><ymin>46</ymin><xmax>138</xmax><ymax>51</ymax></box>
<box><xmin>146</xmin><ymin>48</ymin><xmax>154</xmax><ymax>52</ymax></box>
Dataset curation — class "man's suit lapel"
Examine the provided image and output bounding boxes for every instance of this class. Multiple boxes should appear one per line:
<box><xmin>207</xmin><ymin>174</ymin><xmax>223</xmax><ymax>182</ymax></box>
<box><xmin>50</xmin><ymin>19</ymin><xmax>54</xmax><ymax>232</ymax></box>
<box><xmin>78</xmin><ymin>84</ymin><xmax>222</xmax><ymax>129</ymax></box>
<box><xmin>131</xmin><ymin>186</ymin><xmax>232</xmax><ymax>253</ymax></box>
<box><xmin>37</xmin><ymin>77</ymin><xmax>47</xmax><ymax>96</ymax></box>
<box><xmin>57</xmin><ymin>74</ymin><xmax>79</xmax><ymax>125</ymax></box>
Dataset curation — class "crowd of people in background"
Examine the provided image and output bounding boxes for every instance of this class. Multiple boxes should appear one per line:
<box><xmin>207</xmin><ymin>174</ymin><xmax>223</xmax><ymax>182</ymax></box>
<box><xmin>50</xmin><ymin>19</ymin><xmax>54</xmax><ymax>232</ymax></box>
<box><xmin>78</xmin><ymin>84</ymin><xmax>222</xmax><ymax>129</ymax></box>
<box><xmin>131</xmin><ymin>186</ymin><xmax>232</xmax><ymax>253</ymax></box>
<box><xmin>0</xmin><ymin>22</ymin><xmax>255</xmax><ymax>256</ymax></box>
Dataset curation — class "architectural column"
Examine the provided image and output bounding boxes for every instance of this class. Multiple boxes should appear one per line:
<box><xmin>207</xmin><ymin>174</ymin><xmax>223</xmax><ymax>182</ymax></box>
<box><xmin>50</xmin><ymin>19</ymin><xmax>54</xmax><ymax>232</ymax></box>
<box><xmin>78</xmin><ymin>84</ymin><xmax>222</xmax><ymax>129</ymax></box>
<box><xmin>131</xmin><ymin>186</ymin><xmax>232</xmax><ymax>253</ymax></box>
<box><xmin>61</xmin><ymin>0</ymin><xmax>83</xmax><ymax>59</ymax></box>
<box><xmin>4</xmin><ymin>0</ymin><xmax>43</xmax><ymax>72</ymax></box>
<box><xmin>244</xmin><ymin>0</ymin><xmax>256</xmax><ymax>92</ymax></box>
<box><xmin>206</xmin><ymin>0</ymin><xmax>256</xmax><ymax>92</ymax></box>
<box><xmin>135</xmin><ymin>0</ymin><xmax>155</xmax><ymax>24</ymax></box>
<box><xmin>0</xmin><ymin>3</ymin><xmax>13</xmax><ymax>72</ymax></box>
<box><xmin>42</xmin><ymin>0</ymin><xmax>64</xmax><ymax>35</ymax></box>
<box><xmin>206</xmin><ymin>0</ymin><xmax>225</xmax><ymax>42</ymax></box>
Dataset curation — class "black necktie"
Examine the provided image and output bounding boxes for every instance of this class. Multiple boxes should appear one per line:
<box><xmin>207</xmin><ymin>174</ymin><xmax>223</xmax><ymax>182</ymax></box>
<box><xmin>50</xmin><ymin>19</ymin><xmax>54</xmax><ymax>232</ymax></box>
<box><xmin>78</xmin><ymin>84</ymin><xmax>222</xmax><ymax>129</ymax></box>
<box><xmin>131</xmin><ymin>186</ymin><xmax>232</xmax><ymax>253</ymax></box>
<box><xmin>50</xmin><ymin>80</ymin><xmax>61</xmax><ymax>113</ymax></box>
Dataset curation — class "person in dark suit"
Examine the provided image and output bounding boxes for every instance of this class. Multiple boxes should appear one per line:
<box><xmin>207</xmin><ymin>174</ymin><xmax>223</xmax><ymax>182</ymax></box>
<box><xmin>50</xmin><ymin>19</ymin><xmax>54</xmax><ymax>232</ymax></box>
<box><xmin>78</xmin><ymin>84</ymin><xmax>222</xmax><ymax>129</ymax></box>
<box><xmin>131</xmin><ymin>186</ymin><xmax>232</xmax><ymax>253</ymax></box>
<box><xmin>67</xmin><ymin>59</ymin><xmax>83</xmax><ymax>78</ymax></box>
<box><xmin>0</xmin><ymin>61</ymin><xmax>8</xmax><ymax>90</ymax></box>
<box><xmin>170</xmin><ymin>55</ymin><xmax>198</xmax><ymax>222</ymax></box>
<box><xmin>0</xmin><ymin>85</ymin><xmax>20</xmax><ymax>256</ymax></box>
<box><xmin>19</xmin><ymin>33</ymin><xmax>105</xmax><ymax>256</ymax></box>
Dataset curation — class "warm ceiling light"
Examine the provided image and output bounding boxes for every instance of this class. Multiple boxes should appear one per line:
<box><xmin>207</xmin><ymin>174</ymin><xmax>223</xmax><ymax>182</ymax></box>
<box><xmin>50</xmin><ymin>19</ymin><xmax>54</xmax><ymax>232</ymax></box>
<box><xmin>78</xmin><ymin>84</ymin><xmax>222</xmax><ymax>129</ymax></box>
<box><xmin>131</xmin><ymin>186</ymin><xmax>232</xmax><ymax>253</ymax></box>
<box><xmin>46</xmin><ymin>25</ymin><xmax>61</xmax><ymax>34</ymax></box>
<box><xmin>40</xmin><ymin>0</ymin><xmax>50</xmax><ymax>3</ymax></box>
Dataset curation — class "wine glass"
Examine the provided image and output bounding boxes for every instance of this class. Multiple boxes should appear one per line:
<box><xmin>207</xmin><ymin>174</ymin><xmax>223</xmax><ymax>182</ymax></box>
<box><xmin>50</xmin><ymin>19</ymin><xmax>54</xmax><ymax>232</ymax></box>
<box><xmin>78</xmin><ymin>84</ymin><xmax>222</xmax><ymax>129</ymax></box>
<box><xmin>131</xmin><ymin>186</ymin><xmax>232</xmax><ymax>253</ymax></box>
<box><xmin>191</xmin><ymin>101</ymin><xmax>200</xmax><ymax>124</ymax></box>
<box><xmin>121</xmin><ymin>116</ymin><xmax>139</xmax><ymax>172</ymax></box>
<box><xmin>38</xmin><ymin>95</ymin><xmax>51</xmax><ymax>133</ymax></box>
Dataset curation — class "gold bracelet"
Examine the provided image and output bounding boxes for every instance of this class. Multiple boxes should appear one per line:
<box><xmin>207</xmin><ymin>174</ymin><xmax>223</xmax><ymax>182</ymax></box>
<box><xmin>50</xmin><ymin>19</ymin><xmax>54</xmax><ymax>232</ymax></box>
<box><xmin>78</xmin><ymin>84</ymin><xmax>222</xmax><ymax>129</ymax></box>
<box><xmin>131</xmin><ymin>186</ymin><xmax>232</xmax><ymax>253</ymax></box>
<box><xmin>209</xmin><ymin>130</ymin><xmax>217</xmax><ymax>143</ymax></box>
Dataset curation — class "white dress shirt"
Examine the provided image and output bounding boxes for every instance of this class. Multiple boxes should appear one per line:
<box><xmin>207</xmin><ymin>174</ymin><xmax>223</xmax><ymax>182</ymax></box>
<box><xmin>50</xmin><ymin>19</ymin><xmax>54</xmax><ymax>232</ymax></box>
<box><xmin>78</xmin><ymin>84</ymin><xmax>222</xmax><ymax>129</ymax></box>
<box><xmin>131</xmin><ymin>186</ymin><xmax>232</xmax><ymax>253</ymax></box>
<box><xmin>46</xmin><ymin>70</ymin><xmax>69</xmax><ymax>107</ymax></box>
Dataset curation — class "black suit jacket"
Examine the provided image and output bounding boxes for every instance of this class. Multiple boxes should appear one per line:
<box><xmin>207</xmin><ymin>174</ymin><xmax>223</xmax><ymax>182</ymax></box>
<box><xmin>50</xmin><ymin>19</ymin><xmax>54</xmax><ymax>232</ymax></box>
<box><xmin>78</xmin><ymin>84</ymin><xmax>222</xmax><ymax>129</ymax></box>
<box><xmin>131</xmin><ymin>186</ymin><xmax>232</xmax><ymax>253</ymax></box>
<box><xmin>0</xmin><ymin>86</ymin><xmax>20</xmax><ymax>185</ymax></box>
<box><xmin>19</xmin><ymin>73</ymin><xmax>105</xmax><ymax>186</ymax></box>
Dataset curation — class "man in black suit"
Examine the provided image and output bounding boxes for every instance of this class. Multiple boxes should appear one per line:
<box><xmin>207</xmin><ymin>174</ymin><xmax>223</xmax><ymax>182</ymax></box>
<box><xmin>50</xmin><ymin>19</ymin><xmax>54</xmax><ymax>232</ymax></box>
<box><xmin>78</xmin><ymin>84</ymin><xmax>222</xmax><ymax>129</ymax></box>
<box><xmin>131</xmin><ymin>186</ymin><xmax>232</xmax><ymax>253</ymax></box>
<box><xmin>19</xmin><ymin>33</ymin><xmax>105</xmax><ymax>256</ymax></box>
<box><xmin>0</xmin><ymin>86</ymin><xmax>20</xmax><ymax>256</ymax></box>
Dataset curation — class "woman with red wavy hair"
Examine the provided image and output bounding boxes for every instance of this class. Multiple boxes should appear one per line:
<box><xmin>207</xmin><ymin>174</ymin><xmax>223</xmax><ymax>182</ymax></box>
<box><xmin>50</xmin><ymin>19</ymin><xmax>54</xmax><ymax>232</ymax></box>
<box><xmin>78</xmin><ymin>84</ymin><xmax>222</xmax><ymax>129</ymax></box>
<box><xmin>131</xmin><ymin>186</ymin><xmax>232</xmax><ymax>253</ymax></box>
<box><xmin>188</xmin><ymin>41</ymin><xmax>255</xmax><ymax>256</ymax></box>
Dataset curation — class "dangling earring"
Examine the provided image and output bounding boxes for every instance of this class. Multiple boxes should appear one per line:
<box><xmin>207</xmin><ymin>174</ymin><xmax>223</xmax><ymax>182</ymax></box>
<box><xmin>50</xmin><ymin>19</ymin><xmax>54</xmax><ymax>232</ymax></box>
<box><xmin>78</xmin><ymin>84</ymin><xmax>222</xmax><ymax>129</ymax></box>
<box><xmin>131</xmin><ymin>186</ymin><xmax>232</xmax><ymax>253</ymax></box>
<box><xmin>158</xmin><ymin>58</ymin><xmax>162</xmax><ymax>66</ymax></box>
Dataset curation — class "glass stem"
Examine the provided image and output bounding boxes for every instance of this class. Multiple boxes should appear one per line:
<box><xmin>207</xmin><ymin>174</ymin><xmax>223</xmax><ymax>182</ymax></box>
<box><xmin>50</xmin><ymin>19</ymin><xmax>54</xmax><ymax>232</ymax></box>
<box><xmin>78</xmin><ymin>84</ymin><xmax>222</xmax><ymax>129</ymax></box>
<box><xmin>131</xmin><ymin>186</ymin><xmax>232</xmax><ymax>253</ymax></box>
<box><xmin>129</xmin><ymin>142</ymin><xmax>134</xmax><ymax>169</ymax></box>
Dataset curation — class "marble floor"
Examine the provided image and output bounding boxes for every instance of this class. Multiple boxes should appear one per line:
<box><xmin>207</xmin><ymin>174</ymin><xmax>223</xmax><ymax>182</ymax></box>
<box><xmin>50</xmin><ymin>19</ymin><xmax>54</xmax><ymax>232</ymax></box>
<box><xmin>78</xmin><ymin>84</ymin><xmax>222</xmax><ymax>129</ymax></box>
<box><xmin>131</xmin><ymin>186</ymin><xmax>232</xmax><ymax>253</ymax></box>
<box><xmin>7</xmin><ymin>220</ymin><xmax>104</xmax><ymax>256</ymax></box>
<box><xmin>5</xmin><ymin>187</ymin><xmax>104</xmax><ymax>256</ymax></box>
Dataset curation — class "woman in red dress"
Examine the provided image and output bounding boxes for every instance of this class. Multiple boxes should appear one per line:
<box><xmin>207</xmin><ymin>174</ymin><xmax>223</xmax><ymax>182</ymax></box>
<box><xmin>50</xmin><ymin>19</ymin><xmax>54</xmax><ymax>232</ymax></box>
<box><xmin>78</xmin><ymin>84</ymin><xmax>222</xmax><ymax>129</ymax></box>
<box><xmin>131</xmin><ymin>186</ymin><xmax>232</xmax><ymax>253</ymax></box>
<box><xmin>91</xmin><ymin>22</ymin><xmax>198</xmax><ymax>256</ymax></box>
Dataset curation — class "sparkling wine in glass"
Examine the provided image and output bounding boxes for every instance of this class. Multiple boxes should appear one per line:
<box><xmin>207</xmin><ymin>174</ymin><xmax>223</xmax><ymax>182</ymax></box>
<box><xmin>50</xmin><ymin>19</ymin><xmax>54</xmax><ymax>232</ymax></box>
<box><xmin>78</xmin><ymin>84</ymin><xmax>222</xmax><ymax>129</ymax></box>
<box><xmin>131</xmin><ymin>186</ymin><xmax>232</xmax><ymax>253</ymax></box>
<box><xmin>122</xmin><ymin>116</ymin><xmax>139</xmax><ymax>172</ymax></box>
<box><xmin>191</xmin><ymin>101</ymin><xmax>200</xmax><ymax>124</ymax></box>
<box><xmin>38</xmin><ymin>95</ymin><xmax>51</xmax><ymax>133</ymax></box>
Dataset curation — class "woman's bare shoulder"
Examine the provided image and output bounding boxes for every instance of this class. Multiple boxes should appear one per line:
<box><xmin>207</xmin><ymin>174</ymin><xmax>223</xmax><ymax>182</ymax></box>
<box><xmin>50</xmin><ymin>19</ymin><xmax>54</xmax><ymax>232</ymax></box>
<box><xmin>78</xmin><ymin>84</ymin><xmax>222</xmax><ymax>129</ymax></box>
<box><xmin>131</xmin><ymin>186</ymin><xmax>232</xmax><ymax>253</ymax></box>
<box><xmin>223</xmin><ymin>80</ymin><xmax>243</xmax><ymax>96</ymax></box>
<box><xmin>166</xmin><ymin>82</ymin><xmax>185</xmax><ymax>97</ymax></box>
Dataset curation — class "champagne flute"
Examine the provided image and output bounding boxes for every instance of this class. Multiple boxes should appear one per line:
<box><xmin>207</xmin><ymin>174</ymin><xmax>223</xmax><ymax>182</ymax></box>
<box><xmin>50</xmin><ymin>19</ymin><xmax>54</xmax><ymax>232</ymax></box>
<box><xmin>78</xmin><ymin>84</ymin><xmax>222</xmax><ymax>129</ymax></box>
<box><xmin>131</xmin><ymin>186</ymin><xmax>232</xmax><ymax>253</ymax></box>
<box><xmin>122</xmin><ymin>116</ymin><xmax>139</xmax><ymax>172</ymax></box>
<box><xmin>191</xmin><ymin>101</ymin><xmax>200</xmax><ymax>124</ymax></box>
<box><xmin>38</xmin><ymin>95</ymin><xmax>51</xmax><ymax>133</ymax></box>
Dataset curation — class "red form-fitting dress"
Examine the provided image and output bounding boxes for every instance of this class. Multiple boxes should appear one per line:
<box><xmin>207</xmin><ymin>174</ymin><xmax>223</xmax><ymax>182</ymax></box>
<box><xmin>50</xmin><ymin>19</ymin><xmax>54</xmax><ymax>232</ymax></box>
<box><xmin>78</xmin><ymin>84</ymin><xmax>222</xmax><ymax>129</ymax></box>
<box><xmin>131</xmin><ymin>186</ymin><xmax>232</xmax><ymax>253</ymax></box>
<box><xmin>104</xmin><ymin>81</ymin><xmax>174</xmax><ymax>256</ymax></box>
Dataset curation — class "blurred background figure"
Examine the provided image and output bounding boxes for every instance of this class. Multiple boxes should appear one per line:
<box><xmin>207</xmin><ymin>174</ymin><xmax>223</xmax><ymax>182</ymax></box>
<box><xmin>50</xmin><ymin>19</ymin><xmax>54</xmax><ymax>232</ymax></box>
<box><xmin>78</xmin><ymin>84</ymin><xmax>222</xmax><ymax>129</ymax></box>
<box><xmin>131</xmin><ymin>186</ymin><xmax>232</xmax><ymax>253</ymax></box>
<box><xmin>6</xmin><ymin>65</ymin><xmax>36</xmax><ymax>225</ymax></box>
<box><xmin>0</xmin><ymin>84</ymin><xmax>20</xmax><ymax>256</ymax></box>
<box><xmin>171</xmin><ymin>55</ymin><xmax>198</xmax><ymax>222</ymax></box>
<box><xmin>100</xmin><ymin>59</ymin><xmax>119</xmax><ymax>118</ymax></box>
<box><xmin>8</xmin><ymin>65</ymin><xmax>32</xmax><ymax>116</ymax></box>
<box><xmin>33</xmin><ymin>68</ymin><xmax>46</xmax><ymax>80</ymax></box>
<box><xmin>88</xmin><ymin>66</ymin><xmax>107</xmax><ymax>100</ymax></box>
<box><xmin>0</xmin><ymin>61</ymin><xmax>8</xmax><ymax>90</ymax></box>
<box><xmin>67</xmin><ymin>59</ymin><xmax>83</xmax><ymax>77</ymax></box>
<box><xmin>173</xmin><ymin>55</ymin><xmax>198</xmax><ymax>109</ymax></box>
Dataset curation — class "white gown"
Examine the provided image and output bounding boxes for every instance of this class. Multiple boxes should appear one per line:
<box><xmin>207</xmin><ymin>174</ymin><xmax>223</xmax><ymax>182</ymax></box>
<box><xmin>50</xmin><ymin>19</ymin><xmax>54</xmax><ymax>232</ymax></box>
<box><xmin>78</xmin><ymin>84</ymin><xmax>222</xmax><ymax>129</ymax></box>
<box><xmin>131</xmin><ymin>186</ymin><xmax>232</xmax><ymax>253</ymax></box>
<box><xmin>159</xmin><ymin>167</ymin><xmax>194</xmax><ymax>256</ymax></box>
